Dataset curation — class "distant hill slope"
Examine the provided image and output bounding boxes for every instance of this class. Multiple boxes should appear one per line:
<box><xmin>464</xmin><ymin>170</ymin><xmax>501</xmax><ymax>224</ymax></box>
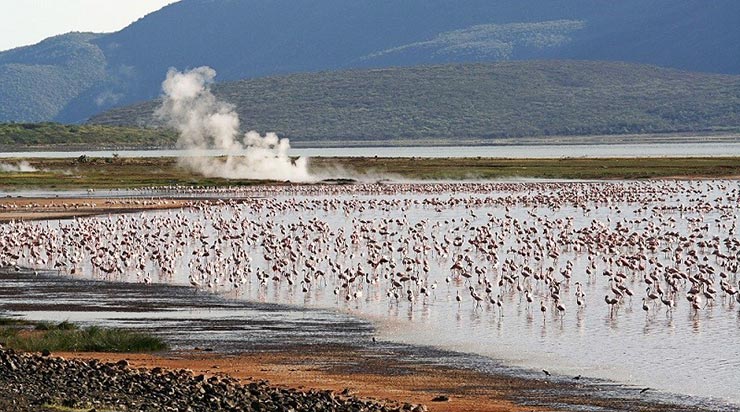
<box><xmin>0</xmin><ymin>123</ymin><xmax>176</xmax><ymax>150</ymax></box>
<box><xmin>89</xmin><ymin>61</ymin><xmax>740</xmax><ymax>144</ymax></box>
<box><xmin>1</xmin><ymin>0</ymin><xmax>739</xmax><ymax>124</ymax></box>
<box><xmin>0</xmin><ymin>33</ymin><xmax>106</xmax><ymax>122</ymax></box>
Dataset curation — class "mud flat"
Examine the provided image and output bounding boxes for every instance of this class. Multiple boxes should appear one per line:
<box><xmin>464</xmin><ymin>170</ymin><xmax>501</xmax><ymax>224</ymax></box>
<box><xmin>0</xmin><ymin>196</ymin><xmax>191</xmax><ymax>222</ymax></box>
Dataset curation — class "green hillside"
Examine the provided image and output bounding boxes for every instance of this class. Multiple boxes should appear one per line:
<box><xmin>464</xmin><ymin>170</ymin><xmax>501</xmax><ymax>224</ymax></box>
<box><xmin>0</xmin><ymin>123</ymin><xmax>176</xmax><ymax>150</ymax></box>
<box><xmin>90</xmin><ymin>61</ymin><xmax>740</xmax><ymax>144</ymax></box>
<box><xmin>0</xmin><ymin>33</ymin><xmax>107</xmax><ymax>122</ymax></box>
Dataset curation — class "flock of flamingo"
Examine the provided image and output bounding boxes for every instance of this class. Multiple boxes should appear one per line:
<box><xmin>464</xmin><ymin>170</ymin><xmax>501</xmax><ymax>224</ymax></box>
<box><xmin>1</xmin><ymin>180</ymin><xmax>740</xmax><ymax>327</ymax></box>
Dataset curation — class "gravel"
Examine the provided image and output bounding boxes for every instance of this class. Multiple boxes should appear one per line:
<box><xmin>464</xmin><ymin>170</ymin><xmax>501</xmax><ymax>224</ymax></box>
<box><xmin>0</xmin><ymin>349</ymin><xmax>423</xmax><ymax>412</ymax></box>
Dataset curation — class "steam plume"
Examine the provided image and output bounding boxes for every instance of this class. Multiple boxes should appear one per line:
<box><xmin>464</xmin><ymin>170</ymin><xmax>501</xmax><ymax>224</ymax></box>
<box><xmin>0</xmin><ymin>161</ymin><xmax>37</xmax><ymax>172</ymax></box>
<box><xmin>155</xmin><ymin>67</ymin><xmax>311</xmax><ymax>182</ymax></box>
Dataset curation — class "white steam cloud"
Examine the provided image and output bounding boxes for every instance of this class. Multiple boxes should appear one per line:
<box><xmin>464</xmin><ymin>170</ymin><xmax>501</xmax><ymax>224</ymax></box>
<box><xmin>0</xmin><ymin>161</ymin><xmax>37</xmax><ymax>172</ymax></box>
<box><xmin>155</xmin><ymin>66</ymin><xmax>311</xmax><ymax>182</ymax></box>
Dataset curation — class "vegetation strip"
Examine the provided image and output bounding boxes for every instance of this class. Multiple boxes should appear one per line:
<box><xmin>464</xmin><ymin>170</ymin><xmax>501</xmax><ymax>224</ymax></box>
<box><xmin>0</xmin><ymin>156</ymin><xmax>739</xmax><ymax>190</ymax></box>
<box><xmin>0</xmin><ymin>317</ymin><xmax>167</xmax><ymax>353</ymax></box>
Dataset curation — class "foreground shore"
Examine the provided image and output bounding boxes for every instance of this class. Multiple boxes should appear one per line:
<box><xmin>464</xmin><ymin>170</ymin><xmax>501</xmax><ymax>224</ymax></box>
<box><xmin>49</xmin><ymin>348</ymin><xmax>527</xmax><ymax>412</ymax></box>
<box><xmin>1</xmin><ymin>268</ymin><xmax>725</xmax><ymax>412</ymax></box>
<box><xmin>0</xmin><ymin>345</ymin><xmax>706</xmax><ymax>412</ymax></box>
<box><xmin>0</xmin><ymin>349</ymin><xmax>412</xmax><ymax>412</ymax></box>
<box><xmin>0</xmin><ymin>197</ymin><xmax>191</xmax><ymax>222</ymax></box>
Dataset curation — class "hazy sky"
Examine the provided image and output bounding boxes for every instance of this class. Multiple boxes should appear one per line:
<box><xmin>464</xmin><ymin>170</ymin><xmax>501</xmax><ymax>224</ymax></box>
<box><xmin>0</xmin><ymin>0</ymin><xmax>179</xmax><ymax>52</ymax></box>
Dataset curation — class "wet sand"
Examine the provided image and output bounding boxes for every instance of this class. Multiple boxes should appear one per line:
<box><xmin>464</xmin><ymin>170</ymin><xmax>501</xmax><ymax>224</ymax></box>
<box><xmin>58</xmin><ymin>349</ymin><xmax>530</xmax><ymax>412</ymax></box>
<box><xmin>59</xmin><ymin>345</ymin><xmax>706</xmax><ymax>412</ymax></box>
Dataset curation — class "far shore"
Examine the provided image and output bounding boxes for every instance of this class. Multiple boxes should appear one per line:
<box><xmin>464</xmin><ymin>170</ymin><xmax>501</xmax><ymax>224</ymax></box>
<box><xmin>0</xmin><ymin>156</ymin><xmax>739</xmax><ymax>193</ymax></box>
<box><xmin>2</xmin><ymin>131</ymin><xmax>740</xmax><ymax>152</ymax></box>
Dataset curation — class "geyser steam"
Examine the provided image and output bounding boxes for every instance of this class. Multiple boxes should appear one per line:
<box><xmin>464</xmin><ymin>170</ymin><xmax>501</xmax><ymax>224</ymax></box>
<box><xmin>156</xmin><ymin>66</ymin><xmax>311</xmax><ymax>182</ymax></box>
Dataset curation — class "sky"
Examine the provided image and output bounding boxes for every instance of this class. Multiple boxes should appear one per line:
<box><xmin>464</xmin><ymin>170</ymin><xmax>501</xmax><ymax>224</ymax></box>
<box><xmin>0</xmin><ymin>0</ymin><xmax>179</xmax><ymax>52</ymax></box>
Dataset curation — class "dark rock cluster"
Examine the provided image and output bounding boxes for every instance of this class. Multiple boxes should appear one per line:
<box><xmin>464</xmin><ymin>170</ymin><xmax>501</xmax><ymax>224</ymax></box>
<box><xmin>0</xmin><ymin>349</ymin><xmax>425</xmax><ymax>412</ymax></box>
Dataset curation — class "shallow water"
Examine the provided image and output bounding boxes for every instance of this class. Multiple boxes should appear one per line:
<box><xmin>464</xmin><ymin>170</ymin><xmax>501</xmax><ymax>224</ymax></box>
<box><xmin>3</xmin><ymin>269</ymin><xmax>719</xmax><ymax>412</ymax></box>
<box><xmin>2</xmin><ymin>181</ymin><xmax>740</xmax><ymax>410</ymax></box>
<box><xmin>0</xmin><ymin>269</ymin><xmax>373</xmax><ymax>352</ymax></box>
<box><xmin>3</xmin><ymin>141</ymin><xmax>740</xmax><ymax>158</ymax></box>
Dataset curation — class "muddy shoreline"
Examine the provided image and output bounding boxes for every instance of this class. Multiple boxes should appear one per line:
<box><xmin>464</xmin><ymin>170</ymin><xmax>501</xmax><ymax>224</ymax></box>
<box><xmin>0</xmin><ymin>196</ymin><xmax>193</xmax><ymax>222</ymax></box>
<box><xmin>0</xmin><ymin>269</ymin><xmax>733</xmax><ymax>412</ymax></box>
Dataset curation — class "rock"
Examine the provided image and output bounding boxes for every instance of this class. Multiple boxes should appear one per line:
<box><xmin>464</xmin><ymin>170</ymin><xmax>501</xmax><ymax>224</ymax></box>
<box><xmin>431</xmin><ymin>395</ymin><xmax>449</xmax><ymax>402</ymax></box>
<box><xmin>0</xmin><ymin>349</ymin><xmax>401</xmax><ymax>412</ymax></box>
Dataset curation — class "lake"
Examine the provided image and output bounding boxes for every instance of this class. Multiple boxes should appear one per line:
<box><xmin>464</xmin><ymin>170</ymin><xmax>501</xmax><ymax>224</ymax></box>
<box><xmin>1</xmin><ymin>180</ymin><xmax>739</xmax><ymax>410</ymax></box>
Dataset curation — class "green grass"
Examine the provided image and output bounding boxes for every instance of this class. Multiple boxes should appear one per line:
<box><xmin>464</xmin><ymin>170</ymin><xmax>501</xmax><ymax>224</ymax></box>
<box><xmin>0</xmin><ymin>317</ymin><xmax>168</xmax><ymax>353</ymax></box>
<box><xmin>0</xmin><ymin>157</ymin><xmax>255</xmax><ymax>189</ymax></box>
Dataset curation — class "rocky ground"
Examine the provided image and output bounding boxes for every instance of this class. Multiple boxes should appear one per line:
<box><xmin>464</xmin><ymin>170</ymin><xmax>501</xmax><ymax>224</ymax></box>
<box><xmin>0</xmin><ymin>349</ymin><xmax>424</xmax><ymax>412</ymax></box>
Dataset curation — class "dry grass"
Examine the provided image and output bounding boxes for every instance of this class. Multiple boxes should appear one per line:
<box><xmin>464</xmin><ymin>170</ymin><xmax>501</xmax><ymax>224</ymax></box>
<box><xmin>0</xmin><ymin>156</ymin><xmax>739</xmax><ymax>190</ymax></box>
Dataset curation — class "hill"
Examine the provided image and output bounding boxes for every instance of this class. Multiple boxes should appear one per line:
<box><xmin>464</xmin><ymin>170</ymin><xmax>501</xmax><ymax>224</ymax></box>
<box><xmin>88</xmin><ymin>61</ymin><xmax>740</xmax><ymax>145</ymax></box>
<box><xmin>1</xmin><ymin>0</ymin><xmax>739</xmax><ymax>124</ymax></box>
<box><xmin>0</xmin><ymin>123</ymin><xmax>176</xmax><ymax>150</ymax></box>
<box><xmin>0</xmin><ymin>33</ymin><xmax>106</xmax><ymax>122</ymax></box>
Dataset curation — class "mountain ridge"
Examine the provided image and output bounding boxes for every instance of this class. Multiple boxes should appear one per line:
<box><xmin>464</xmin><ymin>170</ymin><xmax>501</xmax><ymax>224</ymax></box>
<box><xmin>1</xmin><ymin>0</ymin><xmax>739</xmax><ymax>123</ymax></box>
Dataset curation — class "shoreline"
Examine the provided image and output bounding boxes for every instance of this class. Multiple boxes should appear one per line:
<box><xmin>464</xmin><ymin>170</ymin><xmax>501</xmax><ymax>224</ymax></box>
<box><xmin>2</xmin><ymin>131</ymin><xmax>740</xmax><ymax>152</ymax></box>
<box><xmin>0</xmin><ymin>196</ymin><xmax>193</xmax><ymax>222</ymax></box>
<box><xmin>36</xmin><ymin>343</ymin><xmax>729</xmax><ymax>412</ymax></box>
<box><xmin>54</xmin><ymin>348</ymin><xmax>531</xmax><ymax>412</ymax></box>
<box><xmin>1</xmin><ymin>269</ymin><xmax>734</xmax><ymax>412</ymax></box>
<box><xmin>1</xmin><ymin>157</ymin><xmax>740</xmax><ymax>190</ymax></box>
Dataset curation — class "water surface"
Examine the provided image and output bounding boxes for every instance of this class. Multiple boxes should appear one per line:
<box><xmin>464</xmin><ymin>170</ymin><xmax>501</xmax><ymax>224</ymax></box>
<box><xmin>1</xmin><ymin>181</ymin><xmax>739</xmax><ymax>410</ymax></box>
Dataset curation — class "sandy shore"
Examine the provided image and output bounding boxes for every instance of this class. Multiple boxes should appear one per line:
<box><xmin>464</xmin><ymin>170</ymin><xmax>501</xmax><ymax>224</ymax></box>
<box><xmin>0</xmin><ymin>197</ymin><xmax>191</xmax><ymax>222</ymax></box>
<box><xmin>58</xmin><ymin>348</ymin><xmax>540</xmax><ymax>412</ymax></box>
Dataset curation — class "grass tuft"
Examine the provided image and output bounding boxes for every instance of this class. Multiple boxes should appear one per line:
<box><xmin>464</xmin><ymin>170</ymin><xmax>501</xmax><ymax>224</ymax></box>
<box><xmin>0</xmin><ymin>317</ymin><xmax>167</xmax><ymax>353</ymax></box>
